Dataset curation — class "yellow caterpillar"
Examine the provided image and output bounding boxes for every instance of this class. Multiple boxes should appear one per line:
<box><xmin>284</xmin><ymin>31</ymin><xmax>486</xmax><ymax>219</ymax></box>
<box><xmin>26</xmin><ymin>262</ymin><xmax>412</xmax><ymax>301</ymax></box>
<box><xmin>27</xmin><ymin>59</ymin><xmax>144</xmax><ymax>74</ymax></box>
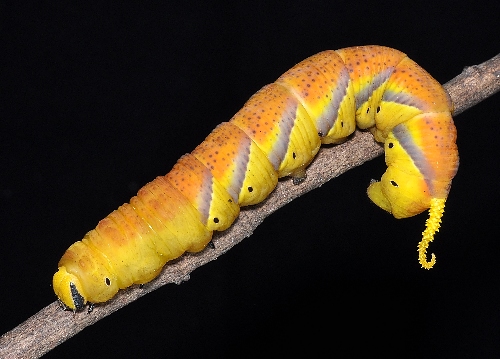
<box><xmin>53</xmin><ymin>45</ymin><xmax>459</xmax><ymax>311</ymax></box>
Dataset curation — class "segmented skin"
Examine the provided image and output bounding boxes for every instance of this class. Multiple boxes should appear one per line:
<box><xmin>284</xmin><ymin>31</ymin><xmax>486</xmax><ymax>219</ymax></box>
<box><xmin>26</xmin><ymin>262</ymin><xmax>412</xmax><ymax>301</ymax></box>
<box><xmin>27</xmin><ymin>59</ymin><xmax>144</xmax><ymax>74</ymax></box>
<box><xmin>52</xmin><ymin>46</ymin><xmax>459</xmax><ymax>311</ymax></box>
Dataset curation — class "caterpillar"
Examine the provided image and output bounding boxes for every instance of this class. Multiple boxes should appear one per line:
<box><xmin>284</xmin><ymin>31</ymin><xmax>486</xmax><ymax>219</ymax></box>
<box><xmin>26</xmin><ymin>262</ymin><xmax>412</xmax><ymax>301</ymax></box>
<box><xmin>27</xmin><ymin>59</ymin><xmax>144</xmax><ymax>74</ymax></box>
<box><xmin>53</xmin><ymin>45</ymin><xmax>459</xmax><ymax>311</ymax></box>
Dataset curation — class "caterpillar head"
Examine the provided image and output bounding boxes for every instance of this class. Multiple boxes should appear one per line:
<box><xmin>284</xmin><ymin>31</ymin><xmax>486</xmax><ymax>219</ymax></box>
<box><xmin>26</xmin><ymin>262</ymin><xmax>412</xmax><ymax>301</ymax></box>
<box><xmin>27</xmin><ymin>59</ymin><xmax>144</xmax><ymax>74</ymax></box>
<box><xmin>53</xmin><ymin>241</ymin><xmax>119</xmax><ymax>311</ymax></box>
<box><xmin>53</xmin><ymin>266</ymin><xmax>87</xmax><ymax>311</ymax></box>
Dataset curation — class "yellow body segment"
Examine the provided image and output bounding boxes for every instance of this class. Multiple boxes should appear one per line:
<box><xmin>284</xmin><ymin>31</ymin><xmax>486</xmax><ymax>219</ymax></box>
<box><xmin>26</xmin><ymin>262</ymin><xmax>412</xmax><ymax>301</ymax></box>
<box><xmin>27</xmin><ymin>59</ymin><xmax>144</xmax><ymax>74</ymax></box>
<box><xmin>335</xmin><ymin>46</ymin><xmax>407</xmax><ymax>130</ymax></box>
<box><xmin>192</xmin><ymin>122</ymin><xmax>278</xmax><ymax>206</ymax></box>
<box><xmin>230</xmin><ymin>83</ymin><xmax>321</xmax><ymax>178</ymax></box>
<box><xmin>403</xmin><ymin>113</ymin><xmax>458</xmax><ymax>198</ymax></box>
<box><xmin>165</xmin><ymin>154</ymin><xmax>240</xmax><ymax>232</ymax></box>
<box><xmin>90</xmin><ymin>212</ymin><xmax>163</xmax><ymax>287</ymax></box>
<box><xmin>53</xmin><ymin>46</ymin><xmax>458</xmax><ymax>310</ymax></box>
<box><xmin>275</xmin><ymin>50</ymin><xmax>357</xmax><ymax>144</ymax></box>
<box><xmin>130</xmin><ymin>189</ymin><xmax>186</xmax><ymax>259</ymax></box>
<box><xmin>145</xmin><ymin>177</ymin><xmax>213</xmax><ymax>253</ymax></box>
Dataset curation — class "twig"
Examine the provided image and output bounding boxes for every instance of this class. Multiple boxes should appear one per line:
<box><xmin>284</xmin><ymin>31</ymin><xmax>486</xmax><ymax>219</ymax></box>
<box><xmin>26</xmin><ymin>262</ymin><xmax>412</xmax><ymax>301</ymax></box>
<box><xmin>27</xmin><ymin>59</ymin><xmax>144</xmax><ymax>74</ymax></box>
<box><xmin>1</xmin><ymin>52</ymin><xmax>499</xmax><ymax>359</ymax></box>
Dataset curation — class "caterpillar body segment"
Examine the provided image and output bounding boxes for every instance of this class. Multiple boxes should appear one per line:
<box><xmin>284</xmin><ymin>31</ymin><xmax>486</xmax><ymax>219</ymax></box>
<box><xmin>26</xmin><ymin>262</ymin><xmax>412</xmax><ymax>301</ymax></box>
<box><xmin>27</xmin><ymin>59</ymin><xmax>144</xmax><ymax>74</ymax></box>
<box><xmin>53</xmin><ymin>45</ymin><xmax>459</xmax><ymax>310</ymax></box>
<box><xmin>229</xmin><ymin>83</ymin><xmax>322</xmax><ymax>178</ymax></box>
<box><xmin>274</xmin><ymin>50</ymin><xmax>357</xmax><ymax>144</ymax></box>
<box><xmin>192</xmin><ymin>122</ymin><xmax>279</xmax><ymax>206</ymax></box>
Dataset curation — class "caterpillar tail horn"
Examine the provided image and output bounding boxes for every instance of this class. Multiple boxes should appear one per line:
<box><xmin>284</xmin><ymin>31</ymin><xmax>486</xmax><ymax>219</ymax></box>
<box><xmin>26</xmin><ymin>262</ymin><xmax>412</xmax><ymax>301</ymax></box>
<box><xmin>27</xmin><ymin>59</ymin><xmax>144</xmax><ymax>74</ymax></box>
<box><xmin>418</xmin><ymin>198</ymin><xmax>446</xmax><ymax>269</ymax></box>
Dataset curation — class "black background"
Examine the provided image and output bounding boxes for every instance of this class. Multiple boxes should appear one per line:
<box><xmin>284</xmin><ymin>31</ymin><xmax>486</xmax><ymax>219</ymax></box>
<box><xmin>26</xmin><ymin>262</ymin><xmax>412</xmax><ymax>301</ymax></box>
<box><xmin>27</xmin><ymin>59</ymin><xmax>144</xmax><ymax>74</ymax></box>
<box><xmin>2</xmin><ymin>1</ymin><xmax>499</xmax><ymax>358</ymax></box>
